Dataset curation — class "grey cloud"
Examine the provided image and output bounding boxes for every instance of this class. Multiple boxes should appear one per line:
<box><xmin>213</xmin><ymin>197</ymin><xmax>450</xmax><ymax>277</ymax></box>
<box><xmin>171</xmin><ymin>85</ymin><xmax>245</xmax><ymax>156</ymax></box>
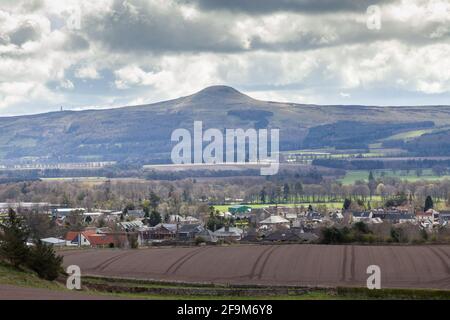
<box><xmin>9</xmin><ymin>21</ymin><xmax>41</xmax><ymax>46</ymax></box>
<box><xmin>20</xmin><ymin>0</ymin><xmax>45</xmax><ymax>13</ymax></box>
<box><xmin>78</xmin><ymin>0</ymin><xmax>447</xmax><ymax>55</ymax></box>
<box><xmin>189</xmin><ymin>0</ymin><xmax>393</xmax><ymax>14</ymax></box>
<box><xmin>62</xmin><ymin>33</ymin><xmax>90</xmax><ymax>51</ymax></box>
<box><xmin>83</xmin><ymin>0</ymin><xmax>245</xmax><ymax>53</ymax></box>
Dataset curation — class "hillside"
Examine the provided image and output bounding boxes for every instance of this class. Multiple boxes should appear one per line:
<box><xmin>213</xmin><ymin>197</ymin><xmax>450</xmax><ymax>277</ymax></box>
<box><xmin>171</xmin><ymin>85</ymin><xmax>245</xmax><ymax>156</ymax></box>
<box><xmin>1</xmin><ymin>85</ymin><xmax>450</xmax><ymax>164</ymax></box>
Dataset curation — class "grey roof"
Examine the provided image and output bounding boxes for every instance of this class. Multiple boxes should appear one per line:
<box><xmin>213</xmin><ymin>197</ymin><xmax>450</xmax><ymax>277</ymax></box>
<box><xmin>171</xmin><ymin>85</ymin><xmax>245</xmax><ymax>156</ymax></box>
<box><xmin>214</xmin><ymin>226</ymin><xmax>243</xmax><ymax>237</ymax></box>
<box><xmin>154</xmin><ymin>223</ymin><xmax>178</xmax><ymax>233</ymax></box>
<box><xmin>264</xmin><ymin>229</ymin><xmax>318</xmax><ymax>242</ymax></box>
<box><xmin>178</xmin><ymin>224</ymin><xmax>203</xmax><ymax>233</ymax></box>
<box><xmin>352</xmin><ymin>212</ymin><xmax>371</xmax><ymax>218</ymax></box>
<box><xmin>306</xmin><ymin>211</ymin><xmax>323</xmax><ymax>219</ymax></box>
<box><xmin>40</xmin><ymin>237</ymin><xmax>66</xmax><ymax>244</ymax></box>
<box><xmin>196</xmin><ymin>229</ymin><xmax>218</xmax><ymax>242</ymax></box>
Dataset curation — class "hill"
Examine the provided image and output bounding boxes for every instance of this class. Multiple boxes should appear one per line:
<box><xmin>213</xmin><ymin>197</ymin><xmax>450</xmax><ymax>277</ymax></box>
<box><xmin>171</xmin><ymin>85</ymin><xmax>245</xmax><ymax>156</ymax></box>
<box><xmin>1</xmin><ymin>85</ymin><xmax>450</xmax><ymax>164</ymax></box>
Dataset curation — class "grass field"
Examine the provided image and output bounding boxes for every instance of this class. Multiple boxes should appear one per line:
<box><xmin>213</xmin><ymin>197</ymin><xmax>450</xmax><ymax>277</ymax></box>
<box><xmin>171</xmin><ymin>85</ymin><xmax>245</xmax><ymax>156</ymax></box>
<box><xmin>340</xmin><ymin>169</ymin><xmax>450</xmax><ymax>185</ymax></box>
<box><xmin>382</xmin><ymin>129</ymin><xmax>433</xmax><ymax>141</ymax></box>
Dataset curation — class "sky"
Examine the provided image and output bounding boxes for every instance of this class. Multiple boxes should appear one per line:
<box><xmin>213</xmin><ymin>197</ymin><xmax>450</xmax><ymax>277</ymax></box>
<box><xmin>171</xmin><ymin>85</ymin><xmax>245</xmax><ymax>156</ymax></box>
<box><xmin>0</xmin><ymin>0</ymin><xmax>449</xmax><ymax>116</ymax></box>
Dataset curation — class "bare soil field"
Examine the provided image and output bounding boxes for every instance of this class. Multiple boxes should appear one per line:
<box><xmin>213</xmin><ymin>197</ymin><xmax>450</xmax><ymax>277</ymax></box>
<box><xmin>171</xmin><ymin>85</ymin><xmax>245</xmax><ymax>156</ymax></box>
<box><xmin>61</xmin><ymin>244</ymin><xmax>450</xmax><ymax>290</ymax></box>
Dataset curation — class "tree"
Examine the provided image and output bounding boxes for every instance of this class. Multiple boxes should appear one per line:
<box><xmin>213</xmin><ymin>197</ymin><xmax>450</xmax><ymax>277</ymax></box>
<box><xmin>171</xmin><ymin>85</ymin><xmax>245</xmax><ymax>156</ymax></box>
<box><xmin>424</xmin><ymin>195</ymin><xmax>434</xmax><ymax>211</ymax></box>
<box><xmin>66</xmin><ymin>210</ymin><xmax>85</xmax><ymax>231</ymax></box>
<box><xmin>149</xmin><ymin>191</ymin><xmax>161</xmax><ymax>212</ymax></box>
<box><xmin>283</xmin><ymin>183</ymin><xmax>290</xmax><ymax>202</ymax></box>
<box><xmin>259</xmin><ymin>187</ymin><xmax>266</xmax><ymax>203</ymax></box>
<box><xmin>148</xmin><ymin>211</ymin><xmax>162</xmax><ymax>227</ymax></box>
<box><xmin>0</xmin><ymin>209</ymin><xmax>30</xmax><ymax>268</ymax></box>
<box><xmin>343</xmin><ymin>198</ymin><xmax>352</xmax><ymax>211</ymax></box>
<box><xmin>432</xmin><ymin>165</ymin><xmax>446</xmax><ymax>177</ymax></box>
<box><xmin>368</xmin><ymin>171</ymin><xmax>377</xmax><ymax>199</ymax></box>
<box><xmin>142</xmin><ymin>199</ymin><xmax>150</xmax><ymax>218</ymax></box>
<box><xmin>27</xmin><ymin>240</ymin><xmax>63</xmax><ymax>280</ymax></box>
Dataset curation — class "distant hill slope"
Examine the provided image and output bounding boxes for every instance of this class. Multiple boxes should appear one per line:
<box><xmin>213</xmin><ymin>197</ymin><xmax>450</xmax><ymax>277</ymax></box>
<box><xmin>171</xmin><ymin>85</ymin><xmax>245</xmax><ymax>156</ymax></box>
<box><xmin>1</xmin><ymin>85</ymin><xmax>450</xmax><ymax>163</ymax></box>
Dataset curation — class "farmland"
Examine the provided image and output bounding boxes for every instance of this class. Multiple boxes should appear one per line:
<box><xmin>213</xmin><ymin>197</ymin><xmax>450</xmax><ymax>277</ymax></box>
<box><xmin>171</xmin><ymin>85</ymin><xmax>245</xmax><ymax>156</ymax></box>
<box><xmin>340</xmin><ymin>169</ymin><xmax>450</xmax><ymax>185</ymax></box>
<box><xmin>61</xmin><ymin>245</ymin><xmax>450</xmax><ymax>290</ymax></box>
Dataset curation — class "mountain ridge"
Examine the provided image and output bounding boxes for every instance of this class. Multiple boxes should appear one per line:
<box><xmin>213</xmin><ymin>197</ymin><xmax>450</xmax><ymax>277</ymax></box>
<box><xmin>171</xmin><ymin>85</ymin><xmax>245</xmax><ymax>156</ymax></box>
<box><xmin>1</xmin><ymin>85</ymin><xmax>450</xmax><ymax>164</ymax></box>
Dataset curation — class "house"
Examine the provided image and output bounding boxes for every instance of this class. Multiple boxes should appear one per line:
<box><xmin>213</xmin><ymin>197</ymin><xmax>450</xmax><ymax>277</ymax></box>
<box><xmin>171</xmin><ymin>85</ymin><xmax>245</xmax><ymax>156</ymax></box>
<box><xmin>284</xmin><ymin>213</ymin><xmax>298</xmax><ymax>221</ymax></box>
<box><xmin>65</xmin><ymin>228</ymin><xmax>124</xmax><ymax>248</ymax></box>
<box><xmin>240</xmin><ymin>229</ymin><xmax>260</xmax><ymax>242</ymax></box>
<box><xmin>416</xmin><ymin>209</ymin><xmax>439</xmax><ymax>224</ymax></box>
<box><xmin>126</xmin><ymin>210</ymin><xmax>145</xmax><ymax>218</ymax></box>
<box><xmin>351</xmin><ymin>211</ymin><xmax>372</xmax><ymax>223</ymax></box>
<box><xmin>85</xmin><ymin>233</ymin><xmax>120</xmax><ymax>248</ymax></box>
<box><xmin>214</xmin><ymin>226</ymin><xmax>244</xmax><ymax>241</ymax></box>
<box><xmin>217</xmin><ymin>211</ymin><xmax>233</xmax><ymax>218</ymax></box>
<box><xmin>140</xmin><ymin>223</ymin><xmax>177</xmax><ymax>242</ymax></box>
<box><xmin>83</xmin><ymin>212</ymin><xmax>103</xmax><ymax>223</ymax></box>
<box><xmin>305</xmin><ymin>211</ymin><xmax>324</xmax><ymax>222</ymax></box>
<box><xmin>330</xmin><ymin>210</ymin><xmax>344</xmax><ymax>221</ymax></box>
<box><xmin>40</xmin><ymin>237</ymin><xmax>66</xmax><ymax>247</ymax></box>
<box><xmin>169</xmin><ymin>215</ymin><xmax>201</xmax><ymax>225</ymax></box>
<box><xmin>259</xmin><ymin>215</ymin><xmax>290</xmax><ymax>229</ymax></box>
<box><xmin>119</xmin><ymin>220</ymin><xmax>144</xmax><ymax>231</ymax></box>
<box><xmin>264</xmin><ymin>229</ymin><xmax>318</xmax><ymax>243</ymax></box>
<box><xmin>65</xmin><ymin>230</ymin><xmax>94</xmax><ymax>246</ymax></box>
<box><xmin>439</xmin><ymin>211</ymin><xmax>450</xmax><ymax>224</ymax></box>
<box><xmin>195</xmin><ymin>229</ymin><xmax>218</xmax><ymax>243</ymax></box>
<box><xmin>177</xmin><ymin>224</ymin><xmax>204</xmax><ymax>241</ymax></box>
<box><xmin>373</xmin><ymin>212</ymin><xmax>415</xmax><ymax>224</ymax></box>
<box><xmin>52</xmin><ymin>208</ymin><xmax>85</xmax><ymax>218</ymax></box>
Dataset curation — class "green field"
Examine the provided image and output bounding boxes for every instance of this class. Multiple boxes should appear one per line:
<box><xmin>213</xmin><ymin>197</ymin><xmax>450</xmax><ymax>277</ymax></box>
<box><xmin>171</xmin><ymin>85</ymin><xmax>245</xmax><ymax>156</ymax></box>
<box><xmin>340</xmin><ymin>169</ymin><xmax>450</xmax><ymax>185</ymax></box>
<box><xmin>382</xmin><ymin>129</ymin><xmax>433</xmax><ymax>141</ymax></box>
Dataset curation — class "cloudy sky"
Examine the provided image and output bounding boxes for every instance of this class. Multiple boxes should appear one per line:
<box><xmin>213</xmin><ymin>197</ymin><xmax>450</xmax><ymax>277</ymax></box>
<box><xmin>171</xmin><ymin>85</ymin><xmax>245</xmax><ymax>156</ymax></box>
<box><xmin>0</xmin><ymin>0</ymin><xmax>449</xmax><ymax>116</ymax></box>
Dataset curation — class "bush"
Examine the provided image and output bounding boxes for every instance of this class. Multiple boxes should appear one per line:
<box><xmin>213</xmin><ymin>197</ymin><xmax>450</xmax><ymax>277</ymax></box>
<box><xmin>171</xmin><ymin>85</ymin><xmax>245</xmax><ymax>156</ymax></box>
<box><xmin>0</xmin><ymin>209</ymin><xmax>30</xmax><ymax>268</ymax></box>
<box><xmin>128</xmin><ymin>234</ymin><xmax>139</xmax><ymax>249</ymax></box>
<box><xmin>195</xmin><ymin>236</ymin><xmax>206</xmax><ymax>245</ymax></box>
<box><xmin>390</xmin><ymin>227</ymin><xmax>409</xmax><ymax>243</ymax></box>
<box><xmin>320</xmin><ymin>227</ymin><xmax>349</xmax><ymax>244</ymax></box>
<box><xmin>27</xmin><ymin>240</ymin><xmax>63</xmax><ymax>281</ymax></box>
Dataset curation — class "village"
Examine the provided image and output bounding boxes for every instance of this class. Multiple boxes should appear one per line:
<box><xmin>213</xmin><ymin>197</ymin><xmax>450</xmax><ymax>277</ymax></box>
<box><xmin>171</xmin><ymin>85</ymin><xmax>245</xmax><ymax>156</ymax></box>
<box><xmin>2</xmin><ymin>199</ymin><xmax>448</xmax><ymax>249</ymax></box>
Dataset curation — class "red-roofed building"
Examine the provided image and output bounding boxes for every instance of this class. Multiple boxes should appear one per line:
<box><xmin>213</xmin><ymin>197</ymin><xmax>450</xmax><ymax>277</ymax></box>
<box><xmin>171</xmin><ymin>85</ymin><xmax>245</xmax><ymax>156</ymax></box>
<box><xmin>65</xmin><ymin>229</ymin><xmax>127</xmax><ymax>248</ymax></box>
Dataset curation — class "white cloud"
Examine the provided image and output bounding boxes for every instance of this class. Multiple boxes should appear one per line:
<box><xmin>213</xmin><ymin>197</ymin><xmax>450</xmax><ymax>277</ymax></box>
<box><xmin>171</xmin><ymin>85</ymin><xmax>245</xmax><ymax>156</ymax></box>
<box><xmin>75</xmin><ymin>66</ymin><xmax>101</xmax><ymax>79</ymax></box>
<box><xmin>0</xmin><ymin>0</ymin><xmax>450</xmax><ymax>115</ymax></box>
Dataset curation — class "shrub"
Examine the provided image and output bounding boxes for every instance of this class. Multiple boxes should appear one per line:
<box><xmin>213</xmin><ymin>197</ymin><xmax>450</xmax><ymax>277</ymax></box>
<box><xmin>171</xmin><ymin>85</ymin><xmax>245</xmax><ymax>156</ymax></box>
<box><xmin>27</xmin><ymin>240</ymin><xmax>63</xmax><ymax>281</ymax></box>
<box><xmin>195</xmin><ymin>236</ymin><xmax>206</xmax><ymax>245</ymax></box>
<box><xmin>0</xmin><ymin>209</ymin><xmax>30</xmax><ymax>268</ymax></box>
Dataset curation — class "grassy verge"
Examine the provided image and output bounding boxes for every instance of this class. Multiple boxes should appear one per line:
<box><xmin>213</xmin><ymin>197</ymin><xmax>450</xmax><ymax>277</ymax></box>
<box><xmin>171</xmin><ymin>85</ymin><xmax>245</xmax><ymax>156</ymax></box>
<box><xmin>0</xmin><ymin>262</ymin><xmax>65</xmax><ymax>291</ymax></box>
<box><xmin>80</xmin><ymin>275</ymin><xmax>450</xmax><ymax>300</ymax></box>
<box><xmin>337</xmin><ymin>287</ymin><xmax>450</xmax><ymax>300</ymax></box>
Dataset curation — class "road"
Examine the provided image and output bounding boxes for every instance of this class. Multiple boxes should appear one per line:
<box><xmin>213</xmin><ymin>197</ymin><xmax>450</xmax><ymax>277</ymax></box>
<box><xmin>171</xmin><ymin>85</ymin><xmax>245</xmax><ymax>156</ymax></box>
<box><xmin>61</xmin><ymin>244</ymin><xmax>450</xmax><ymax>289</ymax></box>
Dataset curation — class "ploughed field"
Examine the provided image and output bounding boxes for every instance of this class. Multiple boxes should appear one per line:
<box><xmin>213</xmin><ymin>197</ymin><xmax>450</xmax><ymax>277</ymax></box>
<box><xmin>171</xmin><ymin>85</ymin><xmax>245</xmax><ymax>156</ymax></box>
<box><xmin>61</xmin><ymin>245</ymin><xmax>450</xmax><ymax>289</ymax></box>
